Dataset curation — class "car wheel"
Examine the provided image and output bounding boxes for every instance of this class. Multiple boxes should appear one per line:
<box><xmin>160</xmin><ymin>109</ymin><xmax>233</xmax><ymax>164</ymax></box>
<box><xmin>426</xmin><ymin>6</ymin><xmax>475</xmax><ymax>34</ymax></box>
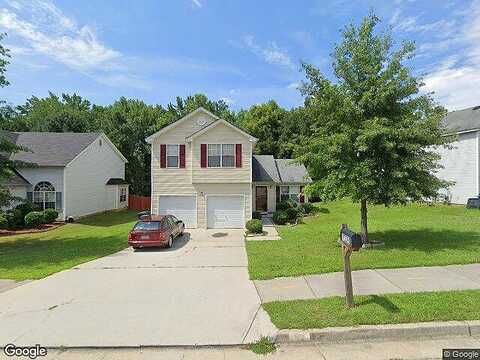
<box><xmin>167</xmin><ymin>235</ymin><xmax>173</xmax><ymax>248</ymax></box>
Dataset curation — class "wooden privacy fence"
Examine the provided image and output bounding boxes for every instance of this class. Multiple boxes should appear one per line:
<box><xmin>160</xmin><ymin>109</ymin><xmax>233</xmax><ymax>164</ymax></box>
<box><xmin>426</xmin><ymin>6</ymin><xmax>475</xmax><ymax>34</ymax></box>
<box><xmin>128</xmin><ymin>195</ymin><xmax>151</xmax><ymax>211</ymax></box>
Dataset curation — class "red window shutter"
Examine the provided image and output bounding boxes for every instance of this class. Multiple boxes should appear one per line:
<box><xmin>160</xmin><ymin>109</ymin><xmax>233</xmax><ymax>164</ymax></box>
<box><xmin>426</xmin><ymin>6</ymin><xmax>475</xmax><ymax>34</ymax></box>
<box><xmin>300</xmin><ymin>186</ymin><xmax>305</xmax><ymax>203</ymax></box>
<box><xmin>179</xmin><ymin>144</ymin><xmax>186</xmax><ymax>168</ymax></box>
<box><xmin>160</xmin><ymin>144</ymin><xmax>166</xmax><ymax>168</ymax></box>
<box><xmin>200</xmin><ymin>144</ymin><xmax>207</xmax><ymax>168</ymax></box>
<box><xmin>235</xmin><ymin>144</ymin><xmax>242</xmax><ymax>168</ymax></box>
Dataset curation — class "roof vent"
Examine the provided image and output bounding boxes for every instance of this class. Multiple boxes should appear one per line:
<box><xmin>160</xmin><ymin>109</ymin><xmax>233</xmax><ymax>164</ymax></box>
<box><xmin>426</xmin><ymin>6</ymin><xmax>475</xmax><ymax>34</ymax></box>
<box><xmin>473</xmin><ymin>106</ymin><xmax>480</xmax><ymax>111</ymax></box>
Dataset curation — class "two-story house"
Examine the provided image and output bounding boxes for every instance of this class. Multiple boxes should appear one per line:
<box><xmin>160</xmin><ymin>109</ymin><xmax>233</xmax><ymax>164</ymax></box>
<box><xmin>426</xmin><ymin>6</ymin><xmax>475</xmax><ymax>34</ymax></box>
<box><xmin>146</xmin><ymin>107</ymin><xmax>311</xmax><ymax>229</ymax></box>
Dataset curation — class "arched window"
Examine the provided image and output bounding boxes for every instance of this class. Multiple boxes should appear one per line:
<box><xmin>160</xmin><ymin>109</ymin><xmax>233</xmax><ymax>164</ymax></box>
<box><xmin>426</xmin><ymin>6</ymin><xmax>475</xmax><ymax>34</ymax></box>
<box><xmin>33</xmin><ymin>181</ymin><xmax>56</xmax><ymax>210</ymax></box>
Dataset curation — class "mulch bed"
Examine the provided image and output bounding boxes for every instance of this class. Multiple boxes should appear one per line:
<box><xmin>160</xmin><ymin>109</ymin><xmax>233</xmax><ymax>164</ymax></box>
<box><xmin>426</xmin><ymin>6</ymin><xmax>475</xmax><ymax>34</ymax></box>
<box><xmin>0</xmin><ymin>222</ymin><xmax>65</xmax><ymax>237</ymax></box>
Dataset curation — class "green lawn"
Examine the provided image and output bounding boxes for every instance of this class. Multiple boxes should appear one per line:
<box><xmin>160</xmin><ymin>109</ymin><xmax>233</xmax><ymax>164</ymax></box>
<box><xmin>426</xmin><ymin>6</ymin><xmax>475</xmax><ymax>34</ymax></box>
<box><xmin>247</xmin><ymin>200</ymin><xmax>480</xmax><ymax>280</ymax></box>
<box><xmin>0</xmin><ymin>210</ymin><xmax>137</xmax><ymax>281</ymax></box>
<box><xmin>263</xmin><ymin>290</ymin><xmax>480</xmax><ymax>329</ymax></box>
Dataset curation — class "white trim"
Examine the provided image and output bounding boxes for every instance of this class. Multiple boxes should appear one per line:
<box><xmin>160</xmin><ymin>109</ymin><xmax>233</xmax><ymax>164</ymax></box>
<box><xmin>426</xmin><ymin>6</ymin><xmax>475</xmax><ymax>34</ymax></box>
<box><xmin>166</xmin><ymin>144</ymin><xmax>180</xmax><ymax>169</ymax></box>
<box><xmin>206</xmin><ymin>143</ymin><xmax>236</xmax><ymax>168</ymax></box>
<box><xmin>205</xmin><ymin>194</ymin><xmax>246</xmax><ymax>229</ymax></box>
<box><xmin>146</xmin><ymin>107</ymin><xmax>220</xmax><ymax>143</ymax></box>
<box><xmin>66</xmin><ymin>134</ymin><xmax>128</xmax><ymax>167</ymax></box>
<box><xmin>186</xmin><ymin>119</ymin><xmax>258</xmax><ymax>142</ymax></box>
<box><xmin>158</xmin><ymin>194</ymin><xmax>197</xmax><ymax>228</ymax></box>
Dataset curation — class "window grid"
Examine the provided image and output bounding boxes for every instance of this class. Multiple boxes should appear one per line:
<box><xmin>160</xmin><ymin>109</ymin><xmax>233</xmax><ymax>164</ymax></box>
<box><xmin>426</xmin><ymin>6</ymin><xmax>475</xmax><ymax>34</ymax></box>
<box><xmin>167</xmin><ymin>144</ymin><xmax>179</xmax><ymax>168</ymax></box>
<box><xmin>207</xmin><ymin>144</ymin><xmax>235</xmax><ymax>168</ymax></box>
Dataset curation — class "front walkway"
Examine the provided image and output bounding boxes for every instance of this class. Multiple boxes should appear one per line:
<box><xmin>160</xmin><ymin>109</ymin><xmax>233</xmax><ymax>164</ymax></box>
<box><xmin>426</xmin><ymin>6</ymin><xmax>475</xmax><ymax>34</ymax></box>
<box><xmin>254</xmin><ymin>264</ymin><xmax>480</xmax><ymax>302</ymax></box>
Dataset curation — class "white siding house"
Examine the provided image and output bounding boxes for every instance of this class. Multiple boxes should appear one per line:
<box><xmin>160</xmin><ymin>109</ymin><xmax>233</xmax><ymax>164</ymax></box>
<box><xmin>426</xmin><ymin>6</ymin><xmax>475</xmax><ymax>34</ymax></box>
<box><xmin>1</xmin><ymin>131</ymin><xmax>129</xmax><ymax>220</ymax></box>
<box><xmin>437</xmin><ymin>106</ymin><xmax>480</xmax><ymax>204</ymax></box>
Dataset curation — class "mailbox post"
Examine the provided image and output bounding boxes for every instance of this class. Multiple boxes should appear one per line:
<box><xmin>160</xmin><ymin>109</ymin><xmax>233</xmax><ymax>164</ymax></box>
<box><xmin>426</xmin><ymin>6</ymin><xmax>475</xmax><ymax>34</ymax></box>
<box><xmin>339</xmin><ymin>224</ymin><xmax>362</xmax><ymax>308</ymax></box>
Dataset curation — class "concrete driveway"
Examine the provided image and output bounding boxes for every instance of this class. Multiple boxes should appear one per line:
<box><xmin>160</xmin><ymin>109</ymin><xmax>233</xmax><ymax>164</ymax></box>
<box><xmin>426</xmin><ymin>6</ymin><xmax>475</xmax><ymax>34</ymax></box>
<box><xmin>0</xmin><ymin>229</ymin><xmax>275</xmax><ymax>347</ymax></box>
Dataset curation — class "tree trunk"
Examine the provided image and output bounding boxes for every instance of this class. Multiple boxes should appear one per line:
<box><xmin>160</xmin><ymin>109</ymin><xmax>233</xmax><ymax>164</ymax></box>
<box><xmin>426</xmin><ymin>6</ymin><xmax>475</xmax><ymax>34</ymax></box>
<box><xmin>360</xmin><ymin>199</ymin><xmax>368</xmax><ymax>244</ymax></box>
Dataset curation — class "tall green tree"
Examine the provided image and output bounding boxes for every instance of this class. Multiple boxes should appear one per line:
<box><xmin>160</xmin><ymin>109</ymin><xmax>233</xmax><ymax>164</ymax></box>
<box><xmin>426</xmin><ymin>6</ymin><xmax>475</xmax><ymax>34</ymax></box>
<box><xmin>15</xmin><ymin>93</ymin><xmax>94</xmax><ymax>132</ymax></box>
<box><xmin>93</xmin><ymin>98</ymin><xmax>167</xmax><ymax>196</ymax></box>
<box><xmin>298</xmin><ymin>14</ymin><xmax>450</xmax><ymax>243</ymax></box>
<box><xmin>0</xmin><ymin>33</ymin><xmax>33</xmax><ymax>207</ymax></box>
<box><xmin>237</xmin><ymin>101</ymin><xmax>287</xmax><ymax>157</ymax></box>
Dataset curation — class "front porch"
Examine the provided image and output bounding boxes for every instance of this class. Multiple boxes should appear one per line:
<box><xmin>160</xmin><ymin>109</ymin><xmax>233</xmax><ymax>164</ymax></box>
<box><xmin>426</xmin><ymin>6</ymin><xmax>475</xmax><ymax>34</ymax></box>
<box><xmin>252</xmin><ymin>183</ymin><xmax>306</xmax><ymax>214</ymax></box>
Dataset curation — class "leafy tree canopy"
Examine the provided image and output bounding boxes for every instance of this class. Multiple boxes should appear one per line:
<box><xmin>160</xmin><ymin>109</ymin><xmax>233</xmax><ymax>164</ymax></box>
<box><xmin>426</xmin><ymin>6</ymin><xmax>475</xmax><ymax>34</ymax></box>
<box><xmin>297</xmin><ymin>14</ymin><xmax>451</xmax><ymax>241</ymax></box>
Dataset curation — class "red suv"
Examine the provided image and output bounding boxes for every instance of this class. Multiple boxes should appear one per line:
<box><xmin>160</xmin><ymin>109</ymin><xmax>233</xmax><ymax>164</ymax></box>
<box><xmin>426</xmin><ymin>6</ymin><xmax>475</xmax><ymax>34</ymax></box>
<box><xmin>128</xmin><ymin>215</ymin><xmax>185</xmax><ymax>249</ymax></box>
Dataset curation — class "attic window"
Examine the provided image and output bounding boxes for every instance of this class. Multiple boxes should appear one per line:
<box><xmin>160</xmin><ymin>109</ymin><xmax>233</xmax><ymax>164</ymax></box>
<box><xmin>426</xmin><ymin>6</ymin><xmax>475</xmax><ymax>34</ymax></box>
<box><xmin>99</xmin><ymin>139</ymin><xmax>103</xmax><ymax>146</ymax></box>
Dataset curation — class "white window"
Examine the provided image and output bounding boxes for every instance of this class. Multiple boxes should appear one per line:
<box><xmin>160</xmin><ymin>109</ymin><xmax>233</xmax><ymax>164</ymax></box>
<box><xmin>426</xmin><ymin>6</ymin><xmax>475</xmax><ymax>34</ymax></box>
<box><xmin>33</xmin><ymin>181</ymin><xmax>61</xmax><ymax>210</ymax></box>
<box><xmin>167</xmin><ymin>144</ymin><xmax>179</xmax><ymax>168</ymax></box>
<box><xmin>222</xmin><ymin>144</ymin><xmax>235</xmax><ymax>167</ymax></box>
<box><xmin>208</xmin><ymin>144</ymin><xmax>235</xmax><ymax>168</ymax></box>
<box><xmin>120</xmin><ymin>187</ymin><xmax>127</xmax><ymax>203</ymax></box>
<box><xmin>208</xmin><ymin>144</ymin><xmax>221</xmax><ymax>167</ymax></box>
<box><xmin>280</xmin><ymin>185</ymin><xmax>301</xmax><ymax>202</ymax></box>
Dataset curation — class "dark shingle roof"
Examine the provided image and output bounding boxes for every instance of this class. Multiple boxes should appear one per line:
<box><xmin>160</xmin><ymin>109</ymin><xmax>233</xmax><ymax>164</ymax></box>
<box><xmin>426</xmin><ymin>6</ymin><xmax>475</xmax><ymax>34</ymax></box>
<box><xmin>106</xmin><ymin>178</ymin><xmax>129</xmax><ymax>185</ymax></box>
<box><xmin>252</xmin><ymin>155</ymin><xmax>311</xmax><ymax>183</ymax></box>
<box><xmin>275</xmin><ymin>159</ymin><xmax>312</xmax><ymax>183</ymax></box>
<box><xmin>1</xmin><ymin>131</ymin><xmax>101</xmax><ymax>166</ymax></box>
<box><xmin>252</xmin><ymin>155</ymin><xmax>281</xmax><ymax>182</ymax></box>
<box><xmin>1</xmin><ymin>169</ymin><xmax>30</xmax><ymax>186</ymax></box>
<box><xmin>442</xmin><ymin>106</ymin><xmax>480</xmax><ymax>133</ymax></box>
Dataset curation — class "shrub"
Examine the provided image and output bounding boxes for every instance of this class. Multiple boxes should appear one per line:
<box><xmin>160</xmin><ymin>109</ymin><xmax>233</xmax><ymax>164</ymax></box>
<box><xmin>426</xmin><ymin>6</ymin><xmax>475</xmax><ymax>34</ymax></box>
<box><xmin>252</xmin><ymin>211</ymin><xmax>262</xmax><ymax>220</ymax></box>
<box><xmin>298</xmin><ymin>202</ymin><xmax>316</xmax><ymax>215</ymax></box>
<box><xmin>285</xmin><ymin>207</ymin><xmax>299</xmax><ymax>222</ymax></box>
<box><xmin>246</xmin><ymin>219</ymin><xmax>263</xmax><ymax>234</ymax></box>
<box><xmin>0</xmin><ymin>215</ymin><xmax>8</xmax><ymax>229</ymax></box>
<box><xmin>24</xmin><ymin>211</ymin><xmax>45</xmax><ymax>228</ymax></box>
<box><xmin>272</xmin><ymin>210</ymin><xmax>288</xmax><ymax>225</ymax></box>
<box><xmin>42</xmin><ymin>209</ymin><xmax>58</xmax><ymax>224</ymax></box>
<box><xmin>276</xmin><ymin>199</ymin><xmax>297</xmax><ymax>211</ymax></box>
<box><xmin>6</xmin><ymin>202</ymin><xmax>39</xmax><ymax>229</ymax></box>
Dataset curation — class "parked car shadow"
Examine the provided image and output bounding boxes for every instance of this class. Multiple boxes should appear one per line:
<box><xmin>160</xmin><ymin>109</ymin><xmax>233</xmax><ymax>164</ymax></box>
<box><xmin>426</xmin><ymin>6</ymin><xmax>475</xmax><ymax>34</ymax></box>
<box><xmin>133</xmin><ymin>232</ymin><xmax>191</xmax><ymax>253</ymax></box>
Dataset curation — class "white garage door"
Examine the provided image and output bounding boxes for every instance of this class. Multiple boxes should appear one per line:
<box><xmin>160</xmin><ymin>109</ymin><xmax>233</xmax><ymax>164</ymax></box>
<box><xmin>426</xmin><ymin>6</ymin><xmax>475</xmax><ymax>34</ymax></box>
<box><xmin>207</xmin><ymin>195</ymin><xmax>244</xmax><ymax>229</ymax></box>
<box><xmin>159</xmin><ymin>195</ymin><xmax>197</xmax><ymax>228</ymax></box>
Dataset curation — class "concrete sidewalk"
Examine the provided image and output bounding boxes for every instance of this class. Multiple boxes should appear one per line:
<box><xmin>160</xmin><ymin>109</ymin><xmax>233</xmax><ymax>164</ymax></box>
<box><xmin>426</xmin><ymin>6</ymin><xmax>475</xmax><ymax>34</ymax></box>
<box><xmin>254</xmin><ymin>264</ymin><xmax>480</xmax><ymax>302</ymax></box>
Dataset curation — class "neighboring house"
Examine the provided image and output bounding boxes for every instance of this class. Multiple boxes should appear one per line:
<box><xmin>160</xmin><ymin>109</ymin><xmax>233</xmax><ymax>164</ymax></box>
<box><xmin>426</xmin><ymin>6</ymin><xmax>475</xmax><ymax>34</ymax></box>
<box><xmin>437</xmin><ymin>105</ymin><xmax>480</xmax><ymax>204</ymax></box>
<box><xmin>1</xmin><ymin>131</ymin><xmax>129</xmax><ymax>220</ymax></box>
<box><xmin>146</xmin><ymin>107</ymin><xmax>311</xmax><ymax>229</ymax></box>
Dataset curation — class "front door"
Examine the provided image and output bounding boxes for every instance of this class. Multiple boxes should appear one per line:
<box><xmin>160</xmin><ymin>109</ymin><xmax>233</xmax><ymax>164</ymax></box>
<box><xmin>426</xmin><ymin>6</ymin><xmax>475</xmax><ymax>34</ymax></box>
<box><xmin>256</xmin><ymin>186</ymin><xmax>268</xmax><ymax>212</ymax></box>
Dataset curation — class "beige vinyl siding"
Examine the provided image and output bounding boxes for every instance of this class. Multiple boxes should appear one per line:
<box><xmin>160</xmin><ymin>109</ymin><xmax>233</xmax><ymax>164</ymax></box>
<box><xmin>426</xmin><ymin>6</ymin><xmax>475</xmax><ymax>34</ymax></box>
<box><xmin>150</xmin><ymin>113</ymin><xmax>216</xmax><ymax>214</ymax></box>
<box><xmin>150</xmin><ymin>112</ymin><xmax>254</xmax><ymax>228</ymax></box>
<box><xmin>191</xmin><ymin>124</ymin><xmax>253</xmax><ymax>183</ymax></box>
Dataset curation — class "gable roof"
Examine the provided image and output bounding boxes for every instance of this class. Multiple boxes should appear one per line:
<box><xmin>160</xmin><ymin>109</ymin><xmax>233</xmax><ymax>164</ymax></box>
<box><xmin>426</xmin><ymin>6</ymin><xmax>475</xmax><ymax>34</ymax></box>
<box><xmin>441</xmin><ymin>105</ymin><xmax>480</xmax><ymax>134</ymax></box>
<box><xmin>252</xmin><ymin>155</ymin><xmax>280</xmax><ymax>182</ymax></box>
<box><xmin>275</xmin><ymin>159</ymin><xmax>312</xmax><ymax>183</ymax></box>
<box><xmin>145</xmin><ymin>107</ymin><xmax>220</xmax><ymax>143</ymax></box>
<box><xmin>252</xmin><ymin>155</ymin><xmax>311</xmax><ymax>183</ymax></box>
<box><xmin>185</xmin><ymin>118</ymin><xmax>258</xmax><ymax>142</ymax></box>
<box><xmin>1</xmin><ymin>131</ymin><xmax>127</xmax><ymax>166</ymax></box>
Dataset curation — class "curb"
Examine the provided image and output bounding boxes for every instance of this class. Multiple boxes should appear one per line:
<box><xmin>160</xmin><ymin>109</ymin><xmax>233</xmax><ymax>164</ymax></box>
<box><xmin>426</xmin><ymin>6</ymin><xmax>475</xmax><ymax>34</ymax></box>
<box><xmin>274</xmin><ymin>320</ymin><xmax>480</xmax><ymax>344</ymax></box>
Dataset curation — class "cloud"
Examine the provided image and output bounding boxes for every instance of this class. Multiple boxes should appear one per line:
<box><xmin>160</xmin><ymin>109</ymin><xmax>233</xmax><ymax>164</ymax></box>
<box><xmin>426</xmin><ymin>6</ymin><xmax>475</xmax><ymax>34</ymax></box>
<box><xmin>422</xmin><ymin>1</ymin><xmax>480</xmax><ymax>110</ymax></box>
<box><xmin>191</xmin><ymin>0</ymin><xmax>202</xmax><ymax>8</ymax></box>
<box><xmin>241</xmin><ymin>35</ymin><xmax>295</xmax><ymax>70</ymax></box>
<box><xmin>0</xmin><ymin>0</ymin><xmax>148</xmax><ymax>89</ymax></box>
<box><xmin>287</xmin><ymin>82</ymin><xmax>299</xmax><ymax>89</ymax></box>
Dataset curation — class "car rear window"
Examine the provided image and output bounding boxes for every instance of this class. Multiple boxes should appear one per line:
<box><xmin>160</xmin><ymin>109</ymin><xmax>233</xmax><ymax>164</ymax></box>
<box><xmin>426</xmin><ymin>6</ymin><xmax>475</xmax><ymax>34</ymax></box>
<box><xmin>133</xmin><ymin>221</ymin><xmax>161</xmax><ymax>231</ymax></box>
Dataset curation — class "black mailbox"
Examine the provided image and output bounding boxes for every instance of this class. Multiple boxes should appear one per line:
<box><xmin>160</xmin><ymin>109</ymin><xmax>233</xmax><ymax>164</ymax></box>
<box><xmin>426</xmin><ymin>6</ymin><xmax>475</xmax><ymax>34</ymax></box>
<box><xmin>339</xmin><ymin>227</ymin><xmax>362</xmax><ymax>251</ymax></box>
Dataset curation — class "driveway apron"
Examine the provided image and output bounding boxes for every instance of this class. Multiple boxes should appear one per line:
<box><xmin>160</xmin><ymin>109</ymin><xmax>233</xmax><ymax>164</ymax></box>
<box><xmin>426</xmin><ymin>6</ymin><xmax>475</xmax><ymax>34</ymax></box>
<box><xmin>0</xmin><ymin>229</ymin><xmax>272</xmax><ymax>347</ymax></box>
